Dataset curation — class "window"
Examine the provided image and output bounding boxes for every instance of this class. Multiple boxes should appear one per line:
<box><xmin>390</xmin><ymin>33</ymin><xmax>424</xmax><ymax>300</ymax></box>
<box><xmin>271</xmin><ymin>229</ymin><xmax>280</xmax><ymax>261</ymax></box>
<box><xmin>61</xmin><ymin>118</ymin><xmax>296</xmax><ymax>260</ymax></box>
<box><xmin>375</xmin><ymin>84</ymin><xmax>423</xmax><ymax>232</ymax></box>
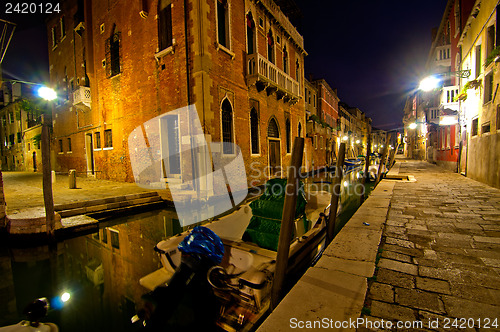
<box><xmin>482</xmin><ymin>122</ymin><xmax>491</xmax><ymax>134</ymax></box>
<box><xmin>475</xmin><ymin>45</ymin><xmax>482</xmax><ymax>78</ymax></box>
<box><xmin>221</xmin><ymin>99</ymin><xmax>233</xmax><ymax>154</ymax></box>
<box><xmin>9</xmin><ymin>112</ymin><xmax>14</xmax><ymax>123</ymax></box>
<box><xmin>217</xmin><ymin>0</ymin><xmax>229</xmax><ymax>49</ymax></box>
<box><xmin>110</xmin><ymin>229</ymin><xmax>119</xmax><ymax>249</ymax></box>
<box><xmin>267</xmin><ymin>118</ymin><xmax>280</xmax><ymax>138</ymax></box>
<box><xmin>60</xmin><ymin>16</ymin><xmax>66</xmax><ymax>39</ymax></box>
<box><xmin>106</xmin><ymin>31</ymin><xmax>121</xmax><ymax>77</ymax></box>
<box><xmin>158</xmin><ymin>0</ymin><xmax>173</xmax><ymax>51</ymax></box>
<box><xmin>8</xmin><ymin>135</ymin><xmax>14</xmax><ymax>146</ymax></box>
<box><xmin>104</xmin><ymin>129</ymin><xmax>113</xmax><ymax>148</ymax></box>
<box><xmin>446</xmin><ymin>127</ymin><xmax>451</xmax><ymax>149</ymax></box>
<box><xmin>67</xmin><ymin>138</ymin><xmax>72</xmax><ymax>152</ymax></box>
<box><xmin>497</xmin><ymin>105</ymin><xmax>500</xmax><ymax>130</ymax></box>
<box><xmin>283</xmin><ymin>45</ymin><xmax>288</xmax><ymax>74</ymax></box>
<box><xmin>95</xmin><ymin>132</ymin><xmax>101</xmax><ymax>149</ymax></box>
<box><xmin>484</xmin><ymin>72</ymin><xmax>494</xmax><ymax>103</ymax></box>
<box><xmin>102</xmin><ymin>229</ymin><xmax>108</xmax><ymax>244</ymax></box>
<box><xmin>250</xmin><ymin>108</ymin><xmax>259</xmax><ymax>154</ymax></box>
<box><xmin>471</xmin><ymin>118</ymin><xmax>479</xmax><ymax>136</ymax></box>
<box><xmin>313</xmin><ymin>135</ymin><xmax>317</xmax><ymax>149</ymax></box>
<box><xmin>59</xmin><ymin>139</ymin><xmax>63</xmax><ymax>152</ymax></box>
<box><xmin>51</xmin><ymin>26</ymin><xmax>57</xmax><ymax>47</ymax></box>
<box><xmin>267</xmin><ymin>29</ymin><xmax>274</xmax><ymax>63</ymax></box>
<box><xmin>298</xmin><ymin>122</ymin><xmax>302</xmax><ymax>137</ymax></box>
<box><xmin>285</xmin><ymin>119</ymin><xmax>291</xmax><ymax>153</ymax></box>
<box><xmin>487</xmin><ymin>25</ymin><xmax>495</xmax><ymax>63</ymax></box>
<box><xmin>246</xmin><ymin>12</ymin><xmax>256</xmax><ymax>55</ymax></box>
<box><xmin>454</xmin><ymin>0</ymin><xmax>460</xmax><ymax>36</ymax></box>
<box><xmin>295</xmin><ymin>59</ymin><xmax>300</xmax><ymax>87</ymax></box>
<box><xmin>455</xmin><ymin>124</ymin><xmax>460</xmax><ymax>147</ymax></box>
<box><xmin>17</xmin><ymin>132</ymin><xmax>21</xmax><ymax>143</ymax></box>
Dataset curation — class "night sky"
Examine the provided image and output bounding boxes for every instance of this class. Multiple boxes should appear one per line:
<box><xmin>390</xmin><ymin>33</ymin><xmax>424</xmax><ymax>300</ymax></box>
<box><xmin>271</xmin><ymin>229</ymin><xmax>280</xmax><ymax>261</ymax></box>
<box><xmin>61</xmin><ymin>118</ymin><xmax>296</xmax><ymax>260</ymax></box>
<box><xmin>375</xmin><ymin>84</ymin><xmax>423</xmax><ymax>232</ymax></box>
<box><xmin>0</xmin><ymin>0</ymin><xmax>448</xmax><ymax>130</ymax></box>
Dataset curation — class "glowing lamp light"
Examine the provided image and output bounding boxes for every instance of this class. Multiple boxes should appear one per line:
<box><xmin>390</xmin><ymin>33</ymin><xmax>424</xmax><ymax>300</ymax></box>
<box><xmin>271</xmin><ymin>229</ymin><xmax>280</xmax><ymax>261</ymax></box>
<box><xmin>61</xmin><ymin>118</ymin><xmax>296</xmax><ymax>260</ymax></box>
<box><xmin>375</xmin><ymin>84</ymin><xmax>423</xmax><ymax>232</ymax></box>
<box><xmin>343</xmin><ymin>181</ymin><xmax>348</xmax><ymax>187</ymax></box>
<box><xmin>37</xmin><ymin>86</ymin><xmax>57</xmax><ymax>101</ymax></box>
<box><xmin>419</xmin><ymin>75</ymin><xmax>440</xmax><ymax>91</ymax></box>
<box><xmin>342</xmin><ymin>135</ymin><xmax>348</xmax><ymax>141</ymax></box>
<box><xmin>408</xmin><ymin>123</ymin><xmax>418</xmax><ymax>130</ymax></box>
<box><xmin>355</xmin><ymin>139</ymin><xmax>361</xmax><ymax>144</ymax></box>
<box><xmin>61</xmin><ymin>292</ymin><xmax>71</xmax><ymax>302</ymax></box>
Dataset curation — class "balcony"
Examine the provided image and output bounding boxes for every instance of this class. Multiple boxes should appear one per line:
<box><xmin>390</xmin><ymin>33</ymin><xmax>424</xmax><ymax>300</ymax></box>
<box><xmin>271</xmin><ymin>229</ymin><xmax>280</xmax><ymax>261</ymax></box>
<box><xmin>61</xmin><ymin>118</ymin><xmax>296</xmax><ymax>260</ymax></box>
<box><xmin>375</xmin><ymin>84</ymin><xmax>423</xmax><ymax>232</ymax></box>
<box><xmin>246</xmin><ymin>53</ymin><xmax>300</xmax><ymax>102</ymax></box>
<box><xmin>434</xmin><ymin>45</ymin><xmax>451</xmax><ymax>68</ymax></box>
<box><xmin>440</xmin><ymin>85</ymin><xmax>459</xmax><ymax>112</ymax></box>
<box><xmin>73</xmin><ymin>86</ymin><xmax>91</xmax><ymax>108</ymax></box>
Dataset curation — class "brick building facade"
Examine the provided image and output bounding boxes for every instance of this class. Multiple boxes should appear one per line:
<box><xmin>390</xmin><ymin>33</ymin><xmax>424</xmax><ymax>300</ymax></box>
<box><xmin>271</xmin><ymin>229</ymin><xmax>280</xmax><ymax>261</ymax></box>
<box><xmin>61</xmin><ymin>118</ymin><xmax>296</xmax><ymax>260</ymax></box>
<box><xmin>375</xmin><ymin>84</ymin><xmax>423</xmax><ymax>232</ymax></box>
<box><xmin>46</xmin><ymin>0</ymin><xmax>306</xmax><ymax>188</ymax></box>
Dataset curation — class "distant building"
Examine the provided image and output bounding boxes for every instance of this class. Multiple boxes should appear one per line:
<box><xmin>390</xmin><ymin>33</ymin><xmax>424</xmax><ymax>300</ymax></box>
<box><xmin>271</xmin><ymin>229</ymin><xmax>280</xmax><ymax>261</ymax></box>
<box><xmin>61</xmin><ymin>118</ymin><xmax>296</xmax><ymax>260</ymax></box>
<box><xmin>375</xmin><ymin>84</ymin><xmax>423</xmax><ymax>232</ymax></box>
<box><xmin>0</xmin><ymin>82</ymin><xmax>43</xmax><ymax>172</ymax></box>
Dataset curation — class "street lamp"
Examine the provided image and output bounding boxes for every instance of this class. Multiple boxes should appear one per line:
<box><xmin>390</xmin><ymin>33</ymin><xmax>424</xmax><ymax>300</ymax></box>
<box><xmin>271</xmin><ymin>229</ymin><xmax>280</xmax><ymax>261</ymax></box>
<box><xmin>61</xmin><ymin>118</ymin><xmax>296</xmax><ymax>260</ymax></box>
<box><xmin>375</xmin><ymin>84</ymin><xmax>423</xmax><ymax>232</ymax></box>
<box><xmin>408</xmin><ymin>123</ymin><xmax>418</xmax><ymax>130</ymax></box>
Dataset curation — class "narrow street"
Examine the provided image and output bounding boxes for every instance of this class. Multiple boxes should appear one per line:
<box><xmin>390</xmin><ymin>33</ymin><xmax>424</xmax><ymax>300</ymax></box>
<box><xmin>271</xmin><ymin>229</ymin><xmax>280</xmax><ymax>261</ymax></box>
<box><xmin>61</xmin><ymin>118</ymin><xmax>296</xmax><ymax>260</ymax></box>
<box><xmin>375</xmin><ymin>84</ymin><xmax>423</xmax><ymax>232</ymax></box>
<box><xmin>364</xmin><ymin>159</ymin><xmax>500</xmax><ymax>328</ymax></box>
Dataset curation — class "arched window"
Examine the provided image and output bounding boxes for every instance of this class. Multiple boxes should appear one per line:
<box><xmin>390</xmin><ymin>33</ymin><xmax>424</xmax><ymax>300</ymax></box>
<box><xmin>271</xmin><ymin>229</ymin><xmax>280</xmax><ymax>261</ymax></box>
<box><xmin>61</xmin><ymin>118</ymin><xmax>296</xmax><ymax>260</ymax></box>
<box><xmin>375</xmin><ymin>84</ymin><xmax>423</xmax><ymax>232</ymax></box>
<box><xmin>246</xmin><ymin>12</ymin><xmax>256</xmax><ymax>55</ymax></box>
<box><xmin>295</xmin><ymin>59</ymin><xmax>300</xmax><ymax>86</ymax></box>
<box><xmin>286</xmin><ymin>118</ymin><xmax>291</xmax><ymax>153</ymax></box>
<box><xmin>267</xmin><ymin>117</ymin><xmax>279</xmax><ymax>138</ymax></box>
<box><xmin>267</xmin><ymin>29</ymin><xmax>275</xmax><ymax>64</ymax></box>
<box><xmin>298</xmin><ymin>122</ymin><xmax>302</xmax><ymax>137</ymax></box>
<box><xmin>283</xmin><ymin>45</ymin><xmax>288</xmax><ymax>74</ymax></box>
<box><xmin>221</xmin><ymin>99</ymin><xmax>234</xmax><ymax>154</ymax></box>
<box><xmin>250</xmin><ymin>108</ymin><xmax>259</xmax><ymax>154</ymax></box>
<box><xmin>158</xmin><ymin>0</ymin><xmax>173</xmax><ymax>51</ymax></box>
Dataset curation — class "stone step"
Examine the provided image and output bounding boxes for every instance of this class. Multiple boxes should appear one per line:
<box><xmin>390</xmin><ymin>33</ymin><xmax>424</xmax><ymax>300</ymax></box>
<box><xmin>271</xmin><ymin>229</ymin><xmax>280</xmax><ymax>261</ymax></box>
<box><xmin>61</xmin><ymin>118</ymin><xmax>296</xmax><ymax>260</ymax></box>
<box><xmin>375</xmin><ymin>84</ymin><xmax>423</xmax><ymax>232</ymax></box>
<box><xmin>56</xmin><ymin>192</ymin><xmax>163</xmax><ymax>217</ymax></box>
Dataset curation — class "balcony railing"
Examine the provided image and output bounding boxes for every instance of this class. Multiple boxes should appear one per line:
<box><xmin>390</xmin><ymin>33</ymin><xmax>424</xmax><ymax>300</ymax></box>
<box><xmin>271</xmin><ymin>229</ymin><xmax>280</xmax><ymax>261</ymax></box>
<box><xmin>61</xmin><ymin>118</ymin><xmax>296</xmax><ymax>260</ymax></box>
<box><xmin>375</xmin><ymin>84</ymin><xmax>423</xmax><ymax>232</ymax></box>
<box><xmin>73</xmin><ymin>86</ymin><xmax>91</xmax><ymax>107</ymax></box>
<box><xmin>440</xmin><ymin>85</ymin><xmax>459</xmax><ymax>112</ymax></box>
<box><xmin>247</xmin><ymin>53</ymin><xmax>300</xmax><ymax>101</ymax></box>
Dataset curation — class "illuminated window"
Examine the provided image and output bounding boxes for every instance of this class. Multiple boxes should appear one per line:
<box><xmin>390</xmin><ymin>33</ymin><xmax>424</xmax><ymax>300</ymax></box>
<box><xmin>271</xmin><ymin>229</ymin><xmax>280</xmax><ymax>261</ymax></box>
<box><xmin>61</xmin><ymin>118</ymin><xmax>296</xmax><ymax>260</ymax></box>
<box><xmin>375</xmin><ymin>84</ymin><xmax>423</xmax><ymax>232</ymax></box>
<box><xmin>158</xmin><ymin>0</ymin><xmax>173</xmax><ymax>51</ymax></box>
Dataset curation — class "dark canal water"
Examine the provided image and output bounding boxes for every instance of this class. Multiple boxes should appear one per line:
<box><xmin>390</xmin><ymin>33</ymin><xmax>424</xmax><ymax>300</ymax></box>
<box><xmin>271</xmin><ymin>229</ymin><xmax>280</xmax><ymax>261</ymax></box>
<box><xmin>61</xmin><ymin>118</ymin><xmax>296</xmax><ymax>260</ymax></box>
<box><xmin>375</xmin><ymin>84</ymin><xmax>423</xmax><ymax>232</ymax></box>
<box><xmin>0</xmin><ymin>167</ymin><xmax>373</xmax><ymax>331</ymax></box>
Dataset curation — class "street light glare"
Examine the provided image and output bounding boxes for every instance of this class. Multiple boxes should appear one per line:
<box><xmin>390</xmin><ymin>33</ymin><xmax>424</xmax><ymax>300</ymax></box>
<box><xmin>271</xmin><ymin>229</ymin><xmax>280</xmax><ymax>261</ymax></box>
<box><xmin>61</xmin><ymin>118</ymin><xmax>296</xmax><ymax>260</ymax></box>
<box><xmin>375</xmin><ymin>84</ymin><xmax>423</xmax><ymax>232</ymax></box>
<box><xmin>38</xmin><ymin>86</ymin><xmax>57</xmax><ymax>101</ymax></box>
<box><xmin>419</xmin><ymin>76</ymin><xmax>440</xmax><ymax>91</ymax></box>
<box><xmin>409</xmin><ymin>123</ymin><xmax>418</xmax><ymax>129</ymax></box>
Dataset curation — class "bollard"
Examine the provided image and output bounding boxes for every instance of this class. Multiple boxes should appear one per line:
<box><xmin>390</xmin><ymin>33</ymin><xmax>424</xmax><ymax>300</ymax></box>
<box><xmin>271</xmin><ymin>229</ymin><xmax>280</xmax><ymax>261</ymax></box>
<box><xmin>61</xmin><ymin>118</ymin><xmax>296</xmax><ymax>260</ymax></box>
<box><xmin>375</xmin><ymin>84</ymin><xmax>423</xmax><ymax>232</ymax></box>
<box><xmin>51</xmin><ymin>170</ymin><xmax>56</xmax><ymax>184</ymax></box>
<box><xmin>69</xmin><ymin>169</ymin><xmax>77</xmax><ymax>189</ymax></box>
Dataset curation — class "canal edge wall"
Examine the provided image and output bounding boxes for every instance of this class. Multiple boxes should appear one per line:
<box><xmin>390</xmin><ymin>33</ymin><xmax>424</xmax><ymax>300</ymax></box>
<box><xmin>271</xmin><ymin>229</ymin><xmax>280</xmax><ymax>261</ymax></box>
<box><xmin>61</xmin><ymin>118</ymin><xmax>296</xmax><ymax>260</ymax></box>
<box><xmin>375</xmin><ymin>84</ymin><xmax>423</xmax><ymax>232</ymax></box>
<box><xmin>257</xmin><ymin>166</ymin><xmax>399</xmax><ymax>331</ymax></box>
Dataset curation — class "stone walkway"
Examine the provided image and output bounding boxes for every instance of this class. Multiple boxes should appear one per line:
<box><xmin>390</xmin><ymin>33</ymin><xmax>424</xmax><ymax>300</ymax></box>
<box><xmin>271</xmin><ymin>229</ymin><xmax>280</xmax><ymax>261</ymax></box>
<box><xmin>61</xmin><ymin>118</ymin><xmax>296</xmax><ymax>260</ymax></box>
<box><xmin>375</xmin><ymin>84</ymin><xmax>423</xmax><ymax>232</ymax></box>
<box><xmin>363</xmin><ymin>160</ymin><xmax>500</xmax><ymax>330</ymax></box>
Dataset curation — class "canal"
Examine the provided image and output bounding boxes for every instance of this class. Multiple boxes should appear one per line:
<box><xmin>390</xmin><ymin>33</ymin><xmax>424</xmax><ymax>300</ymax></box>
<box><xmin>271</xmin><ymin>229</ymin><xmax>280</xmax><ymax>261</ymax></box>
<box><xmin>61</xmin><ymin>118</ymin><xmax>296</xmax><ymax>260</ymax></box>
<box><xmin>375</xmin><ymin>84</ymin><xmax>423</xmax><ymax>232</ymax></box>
<box><xmin>0</xmin><ymin>166</ymin><xmax>373</xmax><ymax>331</ymax></box>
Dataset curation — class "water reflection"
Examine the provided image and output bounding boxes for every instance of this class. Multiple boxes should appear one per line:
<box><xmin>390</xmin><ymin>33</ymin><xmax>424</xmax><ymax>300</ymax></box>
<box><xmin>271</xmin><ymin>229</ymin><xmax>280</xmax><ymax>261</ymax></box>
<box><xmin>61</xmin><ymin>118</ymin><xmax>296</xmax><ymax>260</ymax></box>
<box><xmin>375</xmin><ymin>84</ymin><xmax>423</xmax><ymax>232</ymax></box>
<box><xmin>0</xmin><ymin>168</ymin><xmax>374</xmax><ymax>331</ymax></box>
<box><xmin>0</xmin><ymin>208</ymin><xmax>180</xmax><ymax>331</ymax></box>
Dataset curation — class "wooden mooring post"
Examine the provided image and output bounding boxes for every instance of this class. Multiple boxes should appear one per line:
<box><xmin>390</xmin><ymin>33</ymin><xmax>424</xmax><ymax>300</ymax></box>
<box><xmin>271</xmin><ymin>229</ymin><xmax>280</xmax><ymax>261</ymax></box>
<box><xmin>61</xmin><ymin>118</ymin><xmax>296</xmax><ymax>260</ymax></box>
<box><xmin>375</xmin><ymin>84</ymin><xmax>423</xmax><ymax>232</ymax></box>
<box><xmin>271</xmin><ymin>137</ymin><xmax>304</xmax><ymax>310</ymax></box>
<box><xmin>360</xmin><ymin>126</ymin><xmax>371</xmax><ymax>204</ymax></box>
<box><xmin>41</xmin><ymin>114</ymin><xmax>55</xmax><ymax>240</ymax></box>
<box><xmin>327</xmin><ymin>142</ymin><xmax>346</xmax><ymax>243</ymax></box>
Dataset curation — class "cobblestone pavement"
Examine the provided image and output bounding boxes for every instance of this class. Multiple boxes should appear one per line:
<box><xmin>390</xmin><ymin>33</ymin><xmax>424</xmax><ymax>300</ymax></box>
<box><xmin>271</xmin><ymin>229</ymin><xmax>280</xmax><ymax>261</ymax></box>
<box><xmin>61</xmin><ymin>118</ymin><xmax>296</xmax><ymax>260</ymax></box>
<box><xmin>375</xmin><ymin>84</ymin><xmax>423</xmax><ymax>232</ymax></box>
<box><xmin>2</xmin><ymin>171</ymin><xmax>155</xmax><ymax>214</ymax></box>
<box><xmin>363</xmin><ymin>160</ymin><xmax>500</xmax><ymax>331</ymax></box>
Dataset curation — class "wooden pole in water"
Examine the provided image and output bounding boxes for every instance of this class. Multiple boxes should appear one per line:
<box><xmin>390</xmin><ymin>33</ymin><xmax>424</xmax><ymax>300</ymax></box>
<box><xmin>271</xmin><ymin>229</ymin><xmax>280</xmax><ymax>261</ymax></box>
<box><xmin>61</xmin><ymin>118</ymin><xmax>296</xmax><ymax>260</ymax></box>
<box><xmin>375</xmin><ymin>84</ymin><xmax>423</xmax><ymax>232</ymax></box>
<box><xmin>327</xmin><ymin>142</ymin><xmax>346</xmax><ymax>243</ymax></box>
<box><xmin>360</xmin><ymin>126</ymin><xmax>371</xmax><ymax>204</ymax></box>
<box><xmin>41</xmin><ymin>114</ymin><xmax>55</xmax><ymax>240</ymax></box>
<box><xmin>271</xmin><ymin>137</ymin><xmax>304</xmax><ymax>310</ymax></box>
<box><xmin>375</xmin><ymin>133</ymin><xmax>391</xmax><ymax>185</ymax></box>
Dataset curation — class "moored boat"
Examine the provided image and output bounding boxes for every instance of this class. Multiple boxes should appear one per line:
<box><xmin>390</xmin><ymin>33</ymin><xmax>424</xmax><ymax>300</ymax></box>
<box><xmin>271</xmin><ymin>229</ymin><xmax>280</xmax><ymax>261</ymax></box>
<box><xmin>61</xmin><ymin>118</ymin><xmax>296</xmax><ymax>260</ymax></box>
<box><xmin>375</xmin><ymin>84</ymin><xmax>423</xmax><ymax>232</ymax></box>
<box><xmin>138</xmin><ymin>178</ymin><xmax>331</xmax><ymax>331</ymax></box>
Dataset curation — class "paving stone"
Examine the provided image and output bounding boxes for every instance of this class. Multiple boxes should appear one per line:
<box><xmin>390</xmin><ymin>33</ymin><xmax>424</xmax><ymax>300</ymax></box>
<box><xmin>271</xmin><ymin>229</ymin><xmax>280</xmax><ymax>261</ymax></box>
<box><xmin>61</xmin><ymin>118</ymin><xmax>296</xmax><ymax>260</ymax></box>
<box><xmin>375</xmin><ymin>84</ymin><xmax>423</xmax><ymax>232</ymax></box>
<box><xmin>449</xmin><ymin>283</ymin><xmax>500</xmax><ymax>306</ymax></box>
<box><xmin>416</xmin><ymin>277</ymin><xmax>450</xmax><ymax>295</ymax></box>
<box><xmin>381</xmin><ymin>250</ymin><xmax>412</xmax><ymax>263</ymax></box>
<box><xmin>370</xmin><ymin>282</ymin><xmax>394</xmax><ymax>303</ymax></box>
<box><xmin>376</xmin><ymin>268</ymin><xmax>415</xmax><ymax>289</ymax></box>
<box><xmin>382</xmin><ymin>244</ymin><xmax>422</xmax><ymax>257</ymax></box>
<box><xmin>378</xmin><ymin>258</ymin><xmax>418</xmax><ymax>275</ymax></box>
<box><xmin>385</xmin><ymin>237</ymin><xmax>415</xmax><ymax>249</ymax></box>
<box><xmin>442</xmin><ymin>296</ymin><xmax>500</xmax><ymax>319</ymax></box>
<box><xmin>473</xmin><ymin>236</ymin><xmax>500</xmax><ymax>244</ymax></box>
<box><xmin>370</xmin><ymin>300</ymin><xmax>416</xmax><ymax>322</ymax></box>
<box><xmin>395</xmin><ymin>288</ymin><xmax>445</xmax><ymax>314</ymax></box>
